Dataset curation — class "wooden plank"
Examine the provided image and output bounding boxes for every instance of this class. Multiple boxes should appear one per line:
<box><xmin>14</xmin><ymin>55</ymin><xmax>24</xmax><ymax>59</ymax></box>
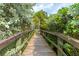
<box><xmin>57</xmin><ymin>37</ymin><xmax>63</xmax><ymax>56</ymax></box>
<box><xmin>42</xmin><ymin>33</ymin><xmax>66</xmax><ymax>56</ymax></box>
<box><xmin>41</xmin><ymin>30</ymin><xmax>79</xmax><ymax>49</ymax></box>
<box><xmin>0</xmin><ymin>32</ymin><xmax>22</xmax><ymax>50</ymax></box>
<box><xmin>22</xmin><ymin>33</ymin><xmax>56</xmax><ymax>56</ymax></box>
<box><xmin>0</xmin><ymin>30</ymin><xmax>34</xmax><ymax>56</ymax></box>
<box><xmin>0</xmin><ymin>30</ymin><xmax>33</xmax><ymax>50</ymax></box>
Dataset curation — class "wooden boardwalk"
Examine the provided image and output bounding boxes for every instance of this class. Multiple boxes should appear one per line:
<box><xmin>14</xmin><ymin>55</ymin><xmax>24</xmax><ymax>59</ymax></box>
<box><xmin>22</xmin><ymin>32</ymin><xmax>56</xmax><ymax>56</ymax></box>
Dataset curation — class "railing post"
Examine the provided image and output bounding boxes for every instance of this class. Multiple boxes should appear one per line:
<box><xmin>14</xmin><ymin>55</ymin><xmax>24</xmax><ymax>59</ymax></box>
<box><xmin>15</xmin><ymin>33</ymin><xmax>23</xmax><ymax>56</ymax></box>
<box><xmin>15</xmin><ymin>38</ymin><xmax>22</xmax><ymax>55</ymax></box>
<box><xmin>57</xmin><ymin>37</ymin><xmax>63</xmax><ymax>56</ymax></box>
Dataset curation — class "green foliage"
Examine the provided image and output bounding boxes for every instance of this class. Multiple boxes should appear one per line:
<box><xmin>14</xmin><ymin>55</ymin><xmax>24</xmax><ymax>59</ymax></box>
<box><xmin>68</xmin><ymin>3</ymin><xmax>79</xmax><ymax>17</ymax></box>
<box><xmin>48</xmin><ymin>14</ymin><xmax>62</xmax><ymax>32</ymax></box>
<box><xmin>63</xmin><ymin>43</ymin><xmax>73</xmax><ymax>55</ymax></box>
<box><xmin>47</xmin><ymin>7</ymin><xmax>71</xmax><ymax>33</ymax></box>
<box><xmin>65</xmin><ymin>19</ymin><xmax>79</xmax><ymax>39</ymax></box>
<box><xmin>0</xmin><ymin>3</ymin><xmax>35</xmax><ymax>40</ymax></box>
<box><xmin>58</xmin><ymin>7</ymin><xmax>68</xmax><ymax>15</ymax></box>
<box><xmin>1</xmin><ymin>3</ymin><xmax>79</xmax><ymax>56</ymax></box>
<box><xmin>33</xmin><ymin>3</ymin><xmax>79</xmax><ymax>55</ymax></box>
<box><xmin>43</xmin><ymin>3</ymin><xmax>79</xmax><ymax>55</ymax></box>
<box><xmin>33</xmin><ymin>10</ymin><xmax>48</xmax><ymax>30</ymax></box>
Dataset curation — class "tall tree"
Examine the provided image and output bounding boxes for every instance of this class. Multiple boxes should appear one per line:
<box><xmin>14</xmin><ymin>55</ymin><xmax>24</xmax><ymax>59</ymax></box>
<box><xmin>33</xmin><ymin>10</ymin><xmax>48</xmax><ymax>30</ymax></box>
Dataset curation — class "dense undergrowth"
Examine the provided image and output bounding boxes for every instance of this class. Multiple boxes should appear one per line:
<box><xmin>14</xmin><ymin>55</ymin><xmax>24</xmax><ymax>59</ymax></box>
<box><xmin>0</xmin><ymin>3</ymin><xmax>35</xmax><ymax>40</ymax></box>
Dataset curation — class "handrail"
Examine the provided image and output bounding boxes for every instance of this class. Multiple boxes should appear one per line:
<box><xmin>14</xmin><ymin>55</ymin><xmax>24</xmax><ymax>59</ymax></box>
<box><xmin>0</xmin><ymin>30</ymin><xmax>33</xmax><ymax>50</ymax></box>
<box><xmin>42</xmin><ymin>33</ymin><xmax>67</xmax><ymax>56</ymax></box>
<box><xmin>0</xmin><ymin>32</ymin><xmax>22</xmax><ymax>50</ymax></box>
<box><xmin>41</xmin><ymin>30</ymin><xmax>79</xmax><ymax>49</ymax></box>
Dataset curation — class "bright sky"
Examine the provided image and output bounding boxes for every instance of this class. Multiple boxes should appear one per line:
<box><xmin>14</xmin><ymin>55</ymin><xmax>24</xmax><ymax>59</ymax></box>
<box><xmin>33</xmin><ymin>3</ymin><xmax>73</xmax><ymax>15</ymax></box>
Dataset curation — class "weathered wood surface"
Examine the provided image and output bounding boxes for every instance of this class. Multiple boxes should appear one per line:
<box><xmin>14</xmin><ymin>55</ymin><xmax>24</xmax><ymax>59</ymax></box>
<box><xmin>41</xmin><ymin>30</ymin><xmax>79</xmax><ymax>49</ymax></box>
<box><xmin>0</xmin><ymin>32</ymin><xmax>22</xmax><ymax>50</ymax></box>
<box><xmin>41</xmin><ymin>33</ymin><xmax>66</xmax><ymax>56</ymax></box>
<box><xmin>0</xmin><ymin>30</ymin><xmax>33</xmax><ymax>50</ymax></box>
<box><xmin>22</xmin><ymin>33</ymin><xmax>56</xmax><ymax>56</ymax></box>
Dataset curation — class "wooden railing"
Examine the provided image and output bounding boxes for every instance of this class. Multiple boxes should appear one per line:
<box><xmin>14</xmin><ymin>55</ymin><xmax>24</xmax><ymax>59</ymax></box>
<box><xmin>0</xmin><ymin>30</ymin><xmax>34</xmax><ymax>56</ymax></box>
<box><xmin>41</xmin><ymin>30</ymin><xmax>79</xmax><ymax>56</ymax></box>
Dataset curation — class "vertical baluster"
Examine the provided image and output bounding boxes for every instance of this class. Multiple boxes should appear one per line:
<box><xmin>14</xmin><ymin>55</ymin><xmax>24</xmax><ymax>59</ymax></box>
<box><xmin>15</xmin><ymin>33</ymin><xmax>23</xmax><ymax>56</ymax></box>
<box><xmin>20</xmin><ymin>32</ymin><xmax>26</xmax><ymax>54</ymax></box>
<box><xmin>16</xmin><ymin>38</ymin><xmax>22</xmax><ymax>55</ymax></box>
<box><xmin>57</xmin><ymin>37</ymin><xmax>63</xmax><ymax>56</ymax></box>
